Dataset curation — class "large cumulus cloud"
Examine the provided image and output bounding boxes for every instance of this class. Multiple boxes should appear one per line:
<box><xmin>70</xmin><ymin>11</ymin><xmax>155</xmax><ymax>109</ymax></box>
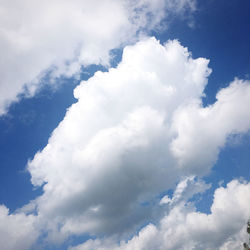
<box><xmin>26</xmin><ymin>37</ymin><xmax>250</xmax><ymax>242</ymax></box>
<box><xmin>0</xmin><ymin>0</ymin><xmax>196</xmax><ymax>115</ymax></box>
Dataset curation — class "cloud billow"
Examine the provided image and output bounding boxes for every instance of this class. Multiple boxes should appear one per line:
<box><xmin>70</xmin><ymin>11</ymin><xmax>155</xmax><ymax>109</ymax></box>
<box><xmin>26</xmin><ymin>38</ymin><xmax>250</xmax><ymax>244</ymax></box>
<box><xmin>0</xmin><ymin>34</ymin><xmax>249</xmax><ymax>249</ymax></box>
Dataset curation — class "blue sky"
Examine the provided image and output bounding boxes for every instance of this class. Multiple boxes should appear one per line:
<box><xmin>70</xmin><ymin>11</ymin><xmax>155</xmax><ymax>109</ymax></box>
<box><xmin>0</xmin><ymin>1</ymin><xmax>250</xmax><ymax>249</ymax></box>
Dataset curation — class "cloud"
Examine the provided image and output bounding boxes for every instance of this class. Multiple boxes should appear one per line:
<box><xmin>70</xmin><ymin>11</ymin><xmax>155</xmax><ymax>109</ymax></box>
<box><xmin>0</xmin><ymin>0</ymin><xmax>197</xmax><ymax>115</ymax></box>
<box><xmin>27</xmin><ymin>37</ymin><xmax>211</xmax><ymax>238</ymax></box>
<box><xmin>0</xmin><ymin>205</ymin><xmax>38</xmax><ymax>250</ymax></box>
<box><xmin>159</xmin><ymin>175</ymin><xmax>211</xmax><ymax>205</ymax></box>
<box><xmin>170</xmin><ymin>78</ymin><xmax>250</xmax><ymax>175</ymax></box>
<box><xmin>25</xmin><ymin>37</ymin><xmax>250</xmax><ymax>244</ymax></box>
<box><xmin>70</xmin><ymin>179</ymin><xmax>250</xmax><ymax>250</ymax></box>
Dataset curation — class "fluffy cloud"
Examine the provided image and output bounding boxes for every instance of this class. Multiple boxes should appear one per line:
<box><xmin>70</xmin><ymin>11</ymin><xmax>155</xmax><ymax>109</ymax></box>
<box><xmin>0</xmin><ymin>205</ymin><xmax>38</xmax><ymax>250</ymax></box>
<box><xmin>27</xmin><ymin>37</ymin><xmax>210</xmax><ymax>237</ymax></box>
<box><xmin>71</xmin><ymin>179</ymin><xmax>250</xmax><ymax>250</ymax></box>
<box><xmin>0</xmin><ymin>0</ymin><xmax>197</xmax><ymax>115</ymax></box>
<box><xmin>170</xmin><ymin>78</ymin><xmax>250</xmax><ymax>175</ymax></box>
<box><xmin>26</xmin><ymin>37</ymin><xmax>250</xmax><ymax>243</ymax></box>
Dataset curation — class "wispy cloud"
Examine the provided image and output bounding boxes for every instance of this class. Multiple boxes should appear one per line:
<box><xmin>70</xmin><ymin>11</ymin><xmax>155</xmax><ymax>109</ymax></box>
<box><xmin>0</xmin><ymin>0</ymin><xmax>196</xmax><ymax>115</ymax></box>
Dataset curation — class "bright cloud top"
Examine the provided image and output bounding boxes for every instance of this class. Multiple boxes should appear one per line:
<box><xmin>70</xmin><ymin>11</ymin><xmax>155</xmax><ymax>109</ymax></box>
<box><xmin>0</xmin><ymin>0</ymin><xmax>196</xmax><ymax>115</ymax></box>
<box><xmin>26</xmin><ymin>37</ymin><xmax>250</xmax><ymax>244</ymax></box>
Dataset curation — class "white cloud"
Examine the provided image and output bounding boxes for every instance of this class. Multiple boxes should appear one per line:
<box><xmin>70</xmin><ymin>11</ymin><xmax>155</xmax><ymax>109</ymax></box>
<box><xmin>27</xmin><ymin>37</ymin><xmax>211</xmax><ymax>239</ymax></box>
<box><xmin>159</xmin><ymin>175</ymin><xmax>211</xmax><ymax>205</ymax></box>
<box><xmin>71</xmin><ymin>179</ymin><xmax>250</xmax><ymax>250</ymax></box>
<box><xmin>170</xmin><ymin>78</ymin><xmax>250</xmax><ymax>175</ymax></box>
<box><xmin>0</xmin><ymin>205</ymin><xmax>38</xmax><ymax>250</ymax></box>
<box><xmin>25</xmin><ymin>37</ymin><xmax>250</xmax><ymax>244</ymax></box>
<box><xmin>0</xmin><ymin>0</ymin><xmax>197</xmax><ymax>115</ymax></box>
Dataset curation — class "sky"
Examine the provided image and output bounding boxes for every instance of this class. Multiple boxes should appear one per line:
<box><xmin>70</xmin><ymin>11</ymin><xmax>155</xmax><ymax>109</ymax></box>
<box><xmin>0</xmin><ymin>0</ymin><xmax>250</xmax><ymax>249</ymax></box>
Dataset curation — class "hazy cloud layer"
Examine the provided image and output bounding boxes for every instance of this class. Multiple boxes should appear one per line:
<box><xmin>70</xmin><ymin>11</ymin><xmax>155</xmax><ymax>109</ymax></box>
<box><xmin>71</xmin><ymin>179</ymin><xmax>250</xmax><ymax>250</ymax></box>
<box><xmin>0</xmin><ymin>0</ymin><xmax>196</xmax><ymax>115</ymax></box>
<box><xmin>26</xmin><ymin>38</ymin><xmax>250</xmax><ymax>243</ymax></box>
